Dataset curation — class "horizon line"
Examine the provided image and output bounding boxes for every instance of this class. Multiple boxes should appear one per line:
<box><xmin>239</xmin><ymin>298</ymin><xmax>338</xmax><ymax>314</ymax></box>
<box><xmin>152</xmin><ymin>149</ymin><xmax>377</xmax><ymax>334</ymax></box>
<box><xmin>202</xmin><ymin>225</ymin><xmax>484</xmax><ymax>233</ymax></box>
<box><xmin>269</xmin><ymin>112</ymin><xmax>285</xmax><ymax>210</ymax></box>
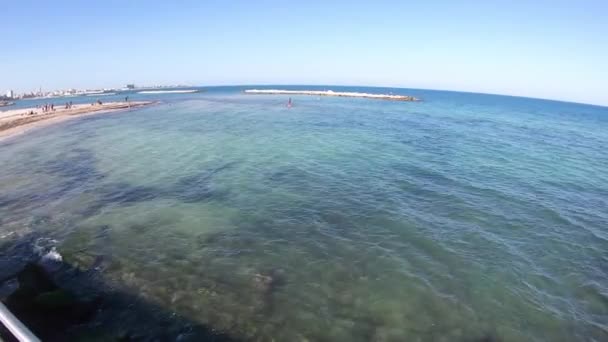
<box><xmin>197</xmin><ymin>83</ymin><xmax>608</xmax><ymax>108</ymax></box>
<box><xmin>6</xmin><ymin>83</ymin><xmax>607</xmax><ymax>109</ymax></box>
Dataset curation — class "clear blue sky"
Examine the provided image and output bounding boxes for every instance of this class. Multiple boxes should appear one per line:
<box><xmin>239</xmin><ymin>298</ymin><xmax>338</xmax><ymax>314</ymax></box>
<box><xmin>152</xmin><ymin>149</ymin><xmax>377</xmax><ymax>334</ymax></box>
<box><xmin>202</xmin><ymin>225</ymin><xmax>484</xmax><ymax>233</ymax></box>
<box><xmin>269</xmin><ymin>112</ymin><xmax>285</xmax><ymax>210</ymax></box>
<box><xmin>1</xmin><ymin>0</ymin><xmax>607</xmax><ymax>105</ymax></box>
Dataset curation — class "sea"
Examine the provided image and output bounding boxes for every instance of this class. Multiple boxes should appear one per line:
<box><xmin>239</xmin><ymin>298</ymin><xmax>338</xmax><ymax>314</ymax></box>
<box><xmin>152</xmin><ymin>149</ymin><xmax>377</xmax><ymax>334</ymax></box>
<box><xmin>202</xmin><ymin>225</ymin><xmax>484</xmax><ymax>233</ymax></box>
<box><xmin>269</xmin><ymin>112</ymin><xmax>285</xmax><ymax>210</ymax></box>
<box><xmin>0</xmin><ymin>86</ymin><xmax>607</xmax><ymax>341</ymax></box>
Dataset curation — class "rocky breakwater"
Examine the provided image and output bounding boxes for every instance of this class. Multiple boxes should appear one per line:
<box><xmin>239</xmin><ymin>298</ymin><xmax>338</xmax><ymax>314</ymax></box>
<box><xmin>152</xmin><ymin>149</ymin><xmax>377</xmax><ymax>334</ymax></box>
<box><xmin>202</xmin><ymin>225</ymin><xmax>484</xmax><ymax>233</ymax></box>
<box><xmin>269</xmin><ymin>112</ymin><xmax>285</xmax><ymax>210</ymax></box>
<box><xmin>244</xmin><ymin>89</ymin><xmax>420</xmax><ymax>101</ymax></box>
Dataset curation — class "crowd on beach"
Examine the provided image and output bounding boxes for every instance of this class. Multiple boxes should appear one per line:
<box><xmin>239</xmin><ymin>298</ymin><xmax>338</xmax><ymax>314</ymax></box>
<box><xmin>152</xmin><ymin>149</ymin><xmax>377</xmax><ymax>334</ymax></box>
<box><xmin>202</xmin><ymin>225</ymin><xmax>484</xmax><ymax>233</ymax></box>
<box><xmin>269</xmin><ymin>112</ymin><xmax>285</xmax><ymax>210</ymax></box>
<box><xmin>36</xmin><ymin>101</ymin><xmax>74</xmax><ymax>113</ymax></box>
<box><xmin>31</xmin><ymin>99</ymin><xmax>114</xmax><ymax>113</ymax></box>
<box><xmin>39</xmin><ymin>103</ymin><xmax>55</xmax><ymax>113</ymax></box>
<box><xmin>16</xmin><ymin>97</ymin><xmax>131</xmax><ymax>117</ymax></box>
<box><xmin>24</xmin><ymin>101</ymin><xmax>74</xmax><ymax>116</ymax></box>
<box><xmin>3</xmin><ymin>99</ymin><xmax>149</xmax><ymax>137</ymax></box>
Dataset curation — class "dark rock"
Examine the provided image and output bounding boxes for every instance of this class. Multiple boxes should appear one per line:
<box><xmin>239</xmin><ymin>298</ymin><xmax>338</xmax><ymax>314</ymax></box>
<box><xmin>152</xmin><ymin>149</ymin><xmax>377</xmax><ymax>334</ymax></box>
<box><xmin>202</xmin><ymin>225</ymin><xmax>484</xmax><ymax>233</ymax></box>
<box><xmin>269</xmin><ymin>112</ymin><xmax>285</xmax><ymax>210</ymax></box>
<box><xmin>33</xmin><ymin>289</ymin><xmax>77</xmax><ymax>309</ymax></box>
<box><xmin>0</xmin><ymin>277</ymin><xmax>19</xmax><ymax>301</ymax></box>
<box><xmin>4</xmin><ymin>263</ymin><xmax>101</xmax><ymax>340</ymax></box>
<box><xmin>14</xmin><ymin>263</ymin><xmax>56</xmax><ymax>295</ymax></box>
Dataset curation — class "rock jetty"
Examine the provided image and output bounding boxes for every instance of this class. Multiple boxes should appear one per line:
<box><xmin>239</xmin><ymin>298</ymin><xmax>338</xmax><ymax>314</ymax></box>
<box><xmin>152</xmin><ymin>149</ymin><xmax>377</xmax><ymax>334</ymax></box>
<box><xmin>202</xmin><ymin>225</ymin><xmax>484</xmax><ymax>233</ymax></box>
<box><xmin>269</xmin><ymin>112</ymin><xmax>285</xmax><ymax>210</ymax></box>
<box><xmin>244</xmin><ymin>89</ymin><xmax>419</xmax><ymax>101</ymax></box>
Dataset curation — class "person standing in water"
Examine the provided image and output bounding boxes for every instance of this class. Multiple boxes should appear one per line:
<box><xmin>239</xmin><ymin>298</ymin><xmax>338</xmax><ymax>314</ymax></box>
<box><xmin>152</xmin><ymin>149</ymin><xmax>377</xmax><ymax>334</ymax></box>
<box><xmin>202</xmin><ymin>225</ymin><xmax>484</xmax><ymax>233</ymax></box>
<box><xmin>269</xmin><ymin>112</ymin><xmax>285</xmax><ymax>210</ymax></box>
<box><xmin>287</xmin><ymin>97</ymin><xmax>292</xmax><ymax>108</ymax></box>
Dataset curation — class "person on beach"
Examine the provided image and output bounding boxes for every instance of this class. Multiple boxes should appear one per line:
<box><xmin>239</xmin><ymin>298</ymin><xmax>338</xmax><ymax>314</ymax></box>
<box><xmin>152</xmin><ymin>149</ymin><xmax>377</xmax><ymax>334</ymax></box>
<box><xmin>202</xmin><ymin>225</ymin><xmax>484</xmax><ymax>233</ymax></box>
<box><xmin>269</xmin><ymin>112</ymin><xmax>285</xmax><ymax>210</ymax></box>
<box><xmin>125</xmin><ymin>96</ymin><xmax>129</xmax><ymax>102</ymax></box>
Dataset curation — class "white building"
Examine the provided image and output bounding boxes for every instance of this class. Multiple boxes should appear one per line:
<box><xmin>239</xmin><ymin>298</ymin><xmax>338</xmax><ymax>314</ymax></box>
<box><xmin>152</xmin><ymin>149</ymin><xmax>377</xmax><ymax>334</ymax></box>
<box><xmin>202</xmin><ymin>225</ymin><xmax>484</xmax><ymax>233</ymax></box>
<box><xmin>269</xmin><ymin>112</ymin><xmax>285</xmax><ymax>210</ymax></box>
<box><xmin>6</xmin><ymin>90</ymin><xmax>14</xmax><ymax>98</ymax></box>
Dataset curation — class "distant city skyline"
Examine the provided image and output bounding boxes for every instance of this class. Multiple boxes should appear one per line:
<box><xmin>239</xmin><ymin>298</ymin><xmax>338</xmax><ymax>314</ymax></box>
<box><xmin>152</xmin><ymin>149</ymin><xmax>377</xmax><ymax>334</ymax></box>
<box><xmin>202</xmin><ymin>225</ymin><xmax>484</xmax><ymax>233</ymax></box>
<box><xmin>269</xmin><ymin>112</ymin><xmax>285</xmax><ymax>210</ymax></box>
<box><xmin>0</xmin><ymin>83</ymin><xmax>195</xmax><ymax>101</ymax></box>
<box><xmin>1</xmin><ymin>1</ymin><xmax>607</xmax><ymax>106</ymax></box>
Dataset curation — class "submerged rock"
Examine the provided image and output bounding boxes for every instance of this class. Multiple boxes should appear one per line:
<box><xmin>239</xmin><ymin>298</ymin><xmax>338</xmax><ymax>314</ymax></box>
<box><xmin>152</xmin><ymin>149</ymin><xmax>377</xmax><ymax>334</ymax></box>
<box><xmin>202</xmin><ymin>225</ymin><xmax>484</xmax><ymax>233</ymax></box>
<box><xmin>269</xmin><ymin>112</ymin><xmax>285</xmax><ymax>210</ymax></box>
<box><xmin>33</xmin><ymin>289</ymin><xmax>78</xmax><ymax>309</ymax></box>
<box><xmin>63</xmin><ymin>251</ymin><xmax>102</xmax><ymax>271</ymax></box>
<box><xmin>3</xmin><ymin>263</ymin><xmax>101</xmax><ymax>340</ymax></box>
<box><xmin>1</xmin><ymin>241</ymin><xmax>239</xmax><ymax>342</ymax></box>
<box><xmin>253</xmin><ymin>273</ymin><xmax>274</xmax><ymax>291</ymax></box>
<box><xmin>13</xmin><ymin>263</ymin><xmax>56</xmax><ymax>294</ymax></box>
<box><xmin>252</xmin><ymin>268</ymin><xmax>287</xmax><ymax>294</ymax></box>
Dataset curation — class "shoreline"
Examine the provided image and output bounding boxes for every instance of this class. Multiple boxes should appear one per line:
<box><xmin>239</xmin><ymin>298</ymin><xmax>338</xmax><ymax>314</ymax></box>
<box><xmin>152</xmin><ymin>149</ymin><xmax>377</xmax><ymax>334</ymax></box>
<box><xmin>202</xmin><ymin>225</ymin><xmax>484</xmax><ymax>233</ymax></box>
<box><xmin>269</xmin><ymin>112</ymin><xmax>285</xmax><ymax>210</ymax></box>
<box><xmin>244</xmin><ymin>89</ymin><xmax>420</xmax><ymax>101</ymax></box>
<box><xmin>0</xmin><ymin>101</ymin><xmax>156</xmax><ymax>142</ymax></box>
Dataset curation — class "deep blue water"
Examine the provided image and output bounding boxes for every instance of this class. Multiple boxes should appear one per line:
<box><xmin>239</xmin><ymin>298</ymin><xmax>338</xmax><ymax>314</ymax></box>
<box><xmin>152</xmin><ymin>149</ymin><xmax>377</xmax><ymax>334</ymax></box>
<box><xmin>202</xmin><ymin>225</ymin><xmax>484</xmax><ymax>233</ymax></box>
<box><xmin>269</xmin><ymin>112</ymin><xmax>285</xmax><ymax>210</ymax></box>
<box><xmin>1</xmin><ymin>86</ymin><xmax>607</xmax><ymax>341</ymax></box>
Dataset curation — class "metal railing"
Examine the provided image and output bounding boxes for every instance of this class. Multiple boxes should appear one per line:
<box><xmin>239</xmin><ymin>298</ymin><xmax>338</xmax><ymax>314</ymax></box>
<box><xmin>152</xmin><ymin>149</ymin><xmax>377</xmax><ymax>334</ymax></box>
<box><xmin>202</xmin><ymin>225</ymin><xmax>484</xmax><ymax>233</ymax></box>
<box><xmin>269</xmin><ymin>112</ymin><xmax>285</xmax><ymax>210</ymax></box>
<box><xmin>0</xmin><ymin>302</ymin><xmax>40</xmax><ymax>342</ymax></box>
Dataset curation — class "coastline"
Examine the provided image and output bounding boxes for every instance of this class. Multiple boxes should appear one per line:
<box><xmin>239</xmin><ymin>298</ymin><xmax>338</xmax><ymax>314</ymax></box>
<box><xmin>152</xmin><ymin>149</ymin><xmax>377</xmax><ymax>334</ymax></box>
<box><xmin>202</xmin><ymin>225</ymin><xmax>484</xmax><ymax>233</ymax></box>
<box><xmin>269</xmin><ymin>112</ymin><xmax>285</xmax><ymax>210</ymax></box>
<box><xmin>244</xmin><ymin>89</ymin><xmax>420</xmax><ymax>101</ymax></box>
<box><xmin>0</xmin><ymin>101</ymin><xmax>156</xmax><ymax>142</ymax></box>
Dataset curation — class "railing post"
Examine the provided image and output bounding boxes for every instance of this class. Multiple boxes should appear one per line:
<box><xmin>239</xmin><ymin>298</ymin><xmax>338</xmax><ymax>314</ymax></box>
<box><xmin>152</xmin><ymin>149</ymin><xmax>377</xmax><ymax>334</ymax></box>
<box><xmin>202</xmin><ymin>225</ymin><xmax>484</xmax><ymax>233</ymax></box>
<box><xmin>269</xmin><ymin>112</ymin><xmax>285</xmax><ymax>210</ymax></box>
<box><xmin>0</xmin><ymin>301</ymin><xmax>41</xmax><ymax>342</ymax></box>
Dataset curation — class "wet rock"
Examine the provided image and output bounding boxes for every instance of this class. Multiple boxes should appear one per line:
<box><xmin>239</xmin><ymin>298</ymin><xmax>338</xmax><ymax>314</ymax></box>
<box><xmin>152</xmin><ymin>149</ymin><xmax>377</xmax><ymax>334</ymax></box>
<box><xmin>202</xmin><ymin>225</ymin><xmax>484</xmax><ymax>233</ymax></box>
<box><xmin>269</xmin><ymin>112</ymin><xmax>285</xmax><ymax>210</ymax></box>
<box><xmin>33</xmin><ymin>289</ymin><xmax>77</xmax><ymax>309</ymax></box>
<box><xmin>4</xmin><ymin>263</ymin><xmax>101</xmax><ymax>340</ymax></box>
<box><xmin>13</xmin><ymin>263</ymin><xmax>56</xmax><ymax>295</ymax></box>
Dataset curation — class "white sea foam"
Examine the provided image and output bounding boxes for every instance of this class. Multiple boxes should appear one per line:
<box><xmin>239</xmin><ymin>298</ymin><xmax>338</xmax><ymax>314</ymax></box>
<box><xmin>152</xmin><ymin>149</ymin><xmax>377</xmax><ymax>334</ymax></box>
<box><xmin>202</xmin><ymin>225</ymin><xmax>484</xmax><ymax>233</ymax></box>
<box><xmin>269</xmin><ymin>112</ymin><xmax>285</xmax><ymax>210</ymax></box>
<box><xmin>42</xmin><ymin>247</ymin><xmax>63</xmax><ymax>262</ymax></box>
<box><xmin>33</xmin><ymin>238</ymin><xmax>62</xmax><ymax>262</ymax></box>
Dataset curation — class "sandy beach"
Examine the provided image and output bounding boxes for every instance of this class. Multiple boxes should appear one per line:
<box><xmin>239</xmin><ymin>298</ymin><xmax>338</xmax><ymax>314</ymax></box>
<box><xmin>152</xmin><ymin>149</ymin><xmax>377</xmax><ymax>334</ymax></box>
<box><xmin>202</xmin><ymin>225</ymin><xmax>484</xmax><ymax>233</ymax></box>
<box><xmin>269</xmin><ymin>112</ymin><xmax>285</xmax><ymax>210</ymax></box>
<box><xmin>244</xmin><ymin>89</ymin><xmax>420</xmax><ymax>101</ymax></box>
<box><xmin>0</xmin><ymin>101</ymin><xmax>155</xmax><ymax>142</ymax></box>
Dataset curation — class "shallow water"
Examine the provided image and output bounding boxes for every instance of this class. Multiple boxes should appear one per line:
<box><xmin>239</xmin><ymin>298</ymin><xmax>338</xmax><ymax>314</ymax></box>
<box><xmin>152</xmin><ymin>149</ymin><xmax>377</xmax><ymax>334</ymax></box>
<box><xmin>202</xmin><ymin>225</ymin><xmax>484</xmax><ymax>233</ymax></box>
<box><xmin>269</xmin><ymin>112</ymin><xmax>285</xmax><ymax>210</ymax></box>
<box><xmin>1</xmin><ymin>86</ymin><xmax>607</xmax><ymax>341</ymax></box>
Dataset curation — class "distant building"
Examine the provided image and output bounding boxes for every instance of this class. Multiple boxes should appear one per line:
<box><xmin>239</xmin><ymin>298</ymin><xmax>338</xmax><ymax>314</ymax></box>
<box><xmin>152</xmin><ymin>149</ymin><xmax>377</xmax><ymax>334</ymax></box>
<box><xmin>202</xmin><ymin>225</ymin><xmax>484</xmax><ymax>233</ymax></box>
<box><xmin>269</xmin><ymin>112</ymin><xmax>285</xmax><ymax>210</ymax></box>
<box><xmin>6</xmin><ymin>90</ymin><xmax>14</xmax><ymax>98</ymax></box>
<box><xmin>126</xmin><ymin>84</ymin><xmax>135</xmax><ymax>89</ymax></box>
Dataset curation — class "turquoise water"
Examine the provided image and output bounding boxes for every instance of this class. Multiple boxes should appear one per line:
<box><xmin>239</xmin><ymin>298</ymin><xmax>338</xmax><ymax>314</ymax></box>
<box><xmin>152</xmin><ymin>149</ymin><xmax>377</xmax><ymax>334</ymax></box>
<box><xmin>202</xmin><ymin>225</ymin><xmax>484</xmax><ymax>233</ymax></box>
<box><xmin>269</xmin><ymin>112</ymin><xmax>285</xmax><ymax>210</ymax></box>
<box><xmin>1</xmin><ymin>86</ymin><xmax>607</xmax><ymax>341</ymax></box>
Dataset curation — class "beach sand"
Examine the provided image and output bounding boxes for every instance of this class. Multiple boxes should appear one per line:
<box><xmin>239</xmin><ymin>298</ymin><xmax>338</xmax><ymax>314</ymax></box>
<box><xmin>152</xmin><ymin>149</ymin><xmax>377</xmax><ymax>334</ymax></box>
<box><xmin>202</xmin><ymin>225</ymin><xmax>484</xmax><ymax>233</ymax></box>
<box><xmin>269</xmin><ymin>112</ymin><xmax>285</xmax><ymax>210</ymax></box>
<box><xmin>0</xmin><ymin>101</ymin><xmax>155</xmax><ymax>142</ymax></box>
